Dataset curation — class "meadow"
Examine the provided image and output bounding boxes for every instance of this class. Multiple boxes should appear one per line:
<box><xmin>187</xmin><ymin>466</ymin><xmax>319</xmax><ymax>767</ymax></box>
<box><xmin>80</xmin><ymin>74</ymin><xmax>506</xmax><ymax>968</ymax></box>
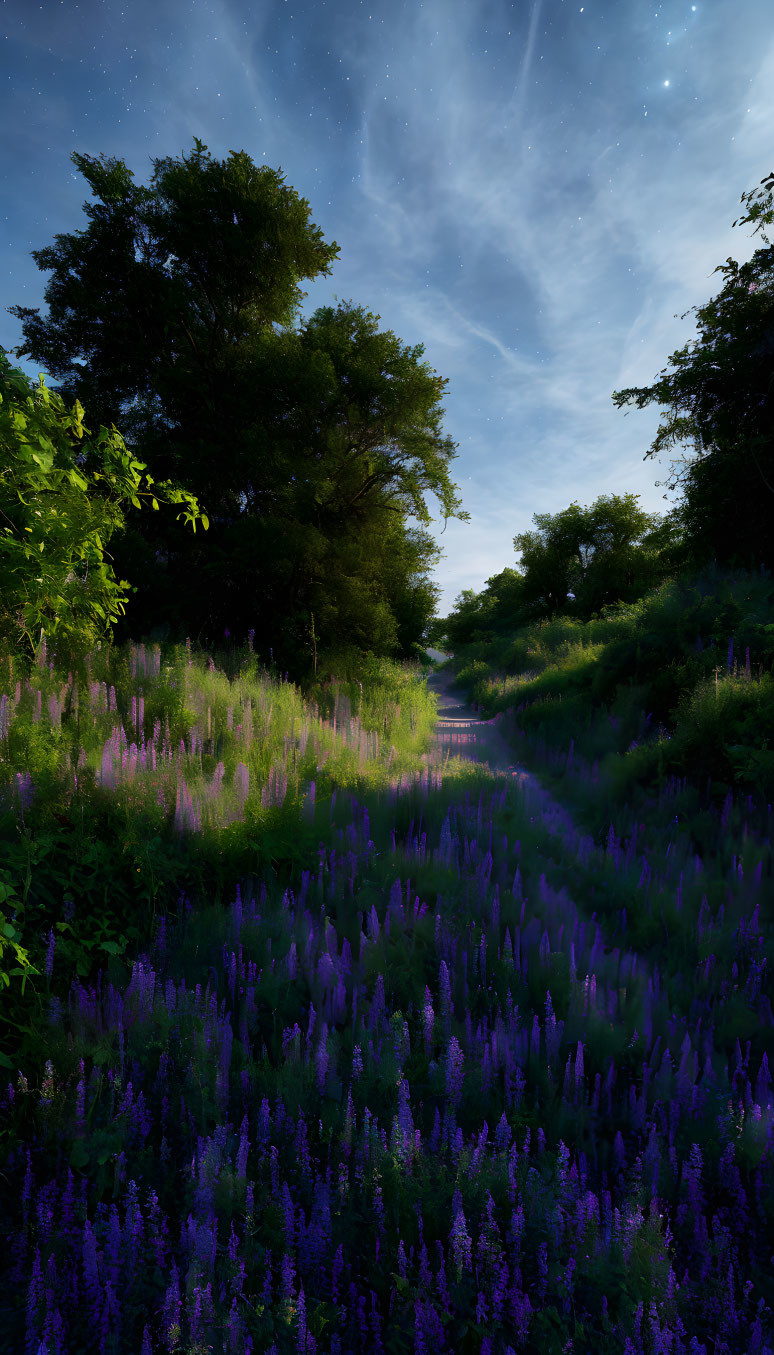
<box><xmin>0</xmin><ymin>572</ymin><xmax>771</xmax><ymax>1354</ymax></box>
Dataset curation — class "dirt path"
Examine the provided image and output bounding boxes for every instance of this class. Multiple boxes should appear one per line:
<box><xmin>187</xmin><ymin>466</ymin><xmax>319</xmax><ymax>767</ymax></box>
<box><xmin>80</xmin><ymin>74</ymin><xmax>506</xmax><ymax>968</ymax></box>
<box><xmin>422</xmin><ymin>655</ymin><xmax>599</xmax><ymax>857</ymax></box>
<box><xmin>421</xmin><ymin>662</ymin><xmax>654</xmax><ymax>1033</ymax></box>
<box><xmin>424</xmin><ymin>654</ymin><xmax>541</xmax><ymax>784</ymax></box>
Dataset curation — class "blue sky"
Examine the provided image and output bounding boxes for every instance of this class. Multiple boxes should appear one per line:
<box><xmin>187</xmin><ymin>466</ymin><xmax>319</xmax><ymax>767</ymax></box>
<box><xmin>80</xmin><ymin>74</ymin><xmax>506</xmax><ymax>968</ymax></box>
<box><xmin>3</xmin><ymin>0</ymin><xmax>774</xmax><ymax>619</ymax></box>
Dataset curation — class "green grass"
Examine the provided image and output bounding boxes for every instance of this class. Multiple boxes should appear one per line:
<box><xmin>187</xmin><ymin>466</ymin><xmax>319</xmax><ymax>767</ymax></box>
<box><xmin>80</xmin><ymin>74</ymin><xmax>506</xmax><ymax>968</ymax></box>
<box><xmin>0</xmin><ymin>632</ymin><xmax>488</xmax><ymax>1088</ymax></box>
<box><xmin>438</xmin><ymin>560</ymin><xmax>774</xmax><ymax>839</ymax></box>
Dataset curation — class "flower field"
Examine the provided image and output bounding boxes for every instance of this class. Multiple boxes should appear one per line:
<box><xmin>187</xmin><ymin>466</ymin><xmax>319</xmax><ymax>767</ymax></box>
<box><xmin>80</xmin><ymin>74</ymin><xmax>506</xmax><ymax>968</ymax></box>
<box><xmin>0</xmin><ymin>630</ymin><xmax>771</xmax><ymax>1354</ymax></box>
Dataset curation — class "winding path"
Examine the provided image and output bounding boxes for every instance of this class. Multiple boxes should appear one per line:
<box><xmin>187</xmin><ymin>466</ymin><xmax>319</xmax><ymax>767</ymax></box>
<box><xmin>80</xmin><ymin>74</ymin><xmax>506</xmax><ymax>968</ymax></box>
<box><xmin>422</xmin><ymin>650</ymin><xmax>611</xmax><ymax>881</ymax></box>
<box><xmin>424</xmin><ymin>649</ymin><xmax>543</xmax><ymax>786</ymax></box>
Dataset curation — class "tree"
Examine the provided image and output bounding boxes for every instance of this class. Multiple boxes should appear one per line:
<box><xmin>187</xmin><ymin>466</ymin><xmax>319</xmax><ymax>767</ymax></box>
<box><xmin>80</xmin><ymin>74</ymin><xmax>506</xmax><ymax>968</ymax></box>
<box><xmin>0</xmin><ymin>348</ymin><xmax>206</xmax><ymax>675</ymax></box>
<box><xmin>379</xmin><ymin>521</ymin><xmax>444</xmax><ymax>657</ymax></box>
<box><xmin>511</xmin><ymin>493</ymin><xmax>683</xmax><ymax>621</ymax></box>
<box><xmin>7</xmin><ymin>139</ymin><xmax>470</xmax><ymax>676</ymax></box>
<box><xmin>429</xmin><ymin>571</ymin><xmax>532</xmax><ymax>651</ymax></box>
<box><xmin>611</xmin><ymin>169</ymin><xmax>774</xmax><ymax>574</ymax></box>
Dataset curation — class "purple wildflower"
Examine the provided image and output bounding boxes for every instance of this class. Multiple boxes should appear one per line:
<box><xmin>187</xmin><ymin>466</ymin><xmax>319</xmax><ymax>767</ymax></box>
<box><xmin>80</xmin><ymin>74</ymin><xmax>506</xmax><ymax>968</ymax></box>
<box><xmin>44</xmin><ymin>928</ymin><xmax>56</xmax><ymax>982</ymax></box>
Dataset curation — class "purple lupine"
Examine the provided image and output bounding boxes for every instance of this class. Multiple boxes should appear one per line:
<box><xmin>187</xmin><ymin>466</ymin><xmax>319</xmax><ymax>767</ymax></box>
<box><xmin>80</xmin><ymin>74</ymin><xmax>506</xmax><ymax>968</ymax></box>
<box><xmin>282</xmin><ymin>1182</ymin><xmax>296</xmax><ymax>1250</ymax></box>
<box><xmin>392</xmin><ymin>1076</ymin><xmax>414</xmax><ymax>1164</ymax></box>
<box><xmin>26</xmin><ymin>1244</ymin><xmax>44</xmax><ymax>1351</ymax></box>
<box><xmin>315</xmin><ymin>1025</ymin><xmax>330</xmax><ymax>1093</ymax></box>
<box><xmin>331</xmin><ymin>1244</ymin><xmax>344</xmax><ymax>1305</ymax></box>
<box><xmin>445</xmin><ymin>1036</ymin><xmax>465</xmax><ymax>1107</ymax></box>
<box><xmin>438</xmin><ymin>960</ymin><xmax>452</xmax><ymax>1028</ymax></box>
<box><xmin>536</xmin><ymin>1241</ymin><xmax>548</xmax><ymax>1301</ymax></box>
<box><xmin>44</xmin><ymin>928</ymin><xmax>56</xmax><ymax>982</ymax></box>
<box><xmin>98</xmin><ymin>1280</ymin><xmax>120</xmax><ymax>1353</ymax></box>
<box><xmin>226</xmin><ymin>1296</ymin><xmax>244</xmax><ymax>1352</ymax></box>
<box><xmin>575</xmin><ymin>1039</ymin><xmax>585</xmax><ymax>1099</ymax></box>
<box><xmin>434</xmin><ymin>1241</ymin><xmax>450</xmax><ymax>1309</ymax></box>
<box><xmin>280</xmin><ymin>1250</ymin><xmax>296</xmax><ymax>1304</ymax></box>
<box><xmin>491</xmin><ymin>1257</ymin><xmax>510</xmax><ymax>1323</ymax></box>
<box><xmin>236</xmin><ymin>1115</ymin><xmax>249</xmax><ymax>1180</ymax></box>
<box><xmin>295</xmin><ymin>1284</ymin><xmax>307</xmax><ymax>1352</ymax></box>
<box><xmin>161</xmin><ymin>1260</ymin><xmax>182</xmax><ymax>1350</ymax></box>
<box><xmin>450</xmin><ymin>1200</ymin><xmax>472</xmax><ymax>1279</ymax></box>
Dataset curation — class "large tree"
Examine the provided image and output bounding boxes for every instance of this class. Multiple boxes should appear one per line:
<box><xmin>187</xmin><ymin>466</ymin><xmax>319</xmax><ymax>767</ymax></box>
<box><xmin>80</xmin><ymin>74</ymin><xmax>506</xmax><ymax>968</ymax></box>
<box><xmin>512</xmin><ymin>492</ymin><xmax>688</xmax><ymax>621</ymax></box>
<box><xmin>611</xmin><ymin>169</ymin><xmax>774</xmax><ymax>575</ymax></box>
<box><xmin>7</xmin><ymin>138</ymin><xmax>469</xmax><ymax>677</ymax></box>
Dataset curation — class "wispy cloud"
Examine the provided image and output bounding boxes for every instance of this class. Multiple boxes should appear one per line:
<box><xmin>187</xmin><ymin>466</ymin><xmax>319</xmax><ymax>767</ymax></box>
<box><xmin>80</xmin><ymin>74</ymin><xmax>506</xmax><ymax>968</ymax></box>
<box><xmin>3</xmin><ymin>0</ymin><xmax>773</xmax><ymax>614</ymax></box>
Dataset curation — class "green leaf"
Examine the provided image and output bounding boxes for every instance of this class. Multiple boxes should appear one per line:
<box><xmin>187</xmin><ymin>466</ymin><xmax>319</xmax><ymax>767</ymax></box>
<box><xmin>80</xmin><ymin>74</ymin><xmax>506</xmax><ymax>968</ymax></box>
<box><xmin>70</xmin><ymin>1140</ymin><xmax>90</xmax><ymax>1170</ymax></box>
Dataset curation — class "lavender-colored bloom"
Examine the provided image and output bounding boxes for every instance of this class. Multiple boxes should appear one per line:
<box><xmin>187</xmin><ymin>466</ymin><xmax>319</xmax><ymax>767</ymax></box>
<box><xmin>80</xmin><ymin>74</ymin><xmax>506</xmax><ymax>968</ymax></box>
<box><xmin>26</xmin><ymin>1245</ymin><xmax>44</xmax><ymax>1349</ymax></box>
<box><xmin>226</xmin><ymin>1296</ymin><xmax>244</xmax><ymax>1352</ymax></box>
<box><xmin>315</xmin><ymin>1027</ymin><xmax>330</xmax><ymax>1092</ymax></box>
<box><xmin>392</xmin><ymin>1076</ymin><xmax>415</xmax><ymax>1165</ymax></box>
<box><xmin>495</xmin><ymin>1111</ymin><xmax>512</xmax><ymax>1155</ymax></box>
<box><xmin>44</xmin><ymin>928</ymin><xmax>56</xmax><ymax>982</ymax></box>
<box><xmin>575</xmin><ymin>1039</ymin><xmax>585</xmax><ymax>1096</ymax></box>
<box><xmin>235</xmin><ymin>1115</ymin><xmax>249</xmax><ymax>1180</ymax></box>
<box><xmin>331</xmin><ymin>1243</ymin><xmax>345</xmax><ymax>1304</ymax></box>
<box><xmin>161</xmin><ymin>1260</ymin><xmax>182</xmax><ymax>1350</ymax></box>
<box><xmin>450</xmin><ymin>1203</ymin><xmax>472</xmax><ymax>1278</ymax></box>
<box><xmin>434</xmin><ymin>1241</ymin><xmax>450</xmax><ymax>1309</ymax></box>
<box><xmin>98</xmin><ymin>1279</ymin><xmax>120</xmax><ymax>1352</ymax></box>
<box><xmin>531</xmin><ymin>1240</ymin><xmax>548</xmax><ymax>1304</ymax></box>
<box><xmin>423</xmin><ymin>987</ymin><xmax>434</xmax><ymax>1055</ymax></box>
<box><xmin>438</xmin><ymin>960</ymin><xmax>452</xmax><ymax>1026</ymax></box>
<box><xmin>281</xmin><ymin>1250</ymin><xmax>296</xmax><ymax>1303</ymax></box>
<box><xmin>295</xmin><ymin>1284</ymin><xmax>307</xmax><ymax>1352</ymax></box>
<box><xmin>282</xmin><ymin>1181</ymin><xmax>296</xmax><ymax>1250</ymax></box>
<box><xmin>445</xmin><ymin>1036</ymin><xmax>465</xmax><ymax>1106</ymax></box>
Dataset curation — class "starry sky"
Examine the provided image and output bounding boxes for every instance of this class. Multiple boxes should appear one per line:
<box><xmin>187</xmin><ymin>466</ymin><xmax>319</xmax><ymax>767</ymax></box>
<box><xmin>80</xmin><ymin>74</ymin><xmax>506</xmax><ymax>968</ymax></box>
<box><xmin>3</xmin><ymin>0</ymin><xmax>774</xmax><ymax>621</ymax></box>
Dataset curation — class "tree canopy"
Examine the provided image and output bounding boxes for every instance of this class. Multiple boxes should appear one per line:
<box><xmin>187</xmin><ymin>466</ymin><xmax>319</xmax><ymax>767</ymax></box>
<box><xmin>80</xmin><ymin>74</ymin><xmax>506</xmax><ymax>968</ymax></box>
<box><xmin>512</xmin><ymin>492</ymin><xmax>689</xmax><ymax>621</ymax></box>
<box><xmin>611</xmin><ymin>168</ymin><xmax>774</xmax><ymax>575</ymax></box>
<box><xmin>7</xmin><ymin>137</ymin><xmax>468</xmax><ymax>678</ymax></box>
<box><xmin>429</xmin><ymin>492</ymin><xmax>691</xmax><ymax>651</ymax></box>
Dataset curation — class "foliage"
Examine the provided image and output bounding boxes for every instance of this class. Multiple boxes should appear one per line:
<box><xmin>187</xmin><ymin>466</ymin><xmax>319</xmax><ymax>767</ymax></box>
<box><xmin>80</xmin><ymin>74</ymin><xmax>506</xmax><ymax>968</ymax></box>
<box><xmin>443</xmin><ymin>558</ymin><xmax>774</xmax><ymax>825</ymax></box>
<box><xmin>432</xmin><ymin>492</ymin><xmax>693</xmax><ymax>655</ymax></box>
<box><xmin>6</xmin><ymin>137</ymin><xmax>469</xmax><ymax>680</ymax></box>
<box><xmin>611</xmin><ymin>168</ymin><xmax>774</xmax><ymax>576</ymax></box>
<box><xmin>0</xmin><ymin>631</ymin><xmax>771</xmax><ymax>1353</ymax></box>
<box><xmin>0</xmin><ymin>348</ymin><xmax>207</xmax><ymax>672</ymax></box>
<box><xmin>1</xmin><ymin>155</ymin><xmax>773</xmax><ymax>1355</ymax></box>
<box><xmin>512</xmin><ymin>492</ymin><xmax>694</xmax><ymax>623</ymax></box>
<box><xmin>0</xmin><ymin>636</ymin><xmax>441</xmax><ymax>1056</ymax></box>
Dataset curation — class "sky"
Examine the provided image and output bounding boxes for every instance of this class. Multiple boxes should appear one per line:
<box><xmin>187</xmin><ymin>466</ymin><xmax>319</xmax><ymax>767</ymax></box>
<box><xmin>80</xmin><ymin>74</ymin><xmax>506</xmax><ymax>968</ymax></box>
<box><xmin>2</xmin><ymin>0</ymin><xmax>774</xmax><ymax>621</ymax></box>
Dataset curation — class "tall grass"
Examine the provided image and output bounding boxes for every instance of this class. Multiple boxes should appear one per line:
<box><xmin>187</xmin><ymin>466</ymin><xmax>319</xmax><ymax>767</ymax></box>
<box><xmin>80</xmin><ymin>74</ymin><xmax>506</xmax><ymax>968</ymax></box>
<box><xmin>0</xmin><ymin>620</ymin><xmax>771</xmax><ymax>1354</ymax></box>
